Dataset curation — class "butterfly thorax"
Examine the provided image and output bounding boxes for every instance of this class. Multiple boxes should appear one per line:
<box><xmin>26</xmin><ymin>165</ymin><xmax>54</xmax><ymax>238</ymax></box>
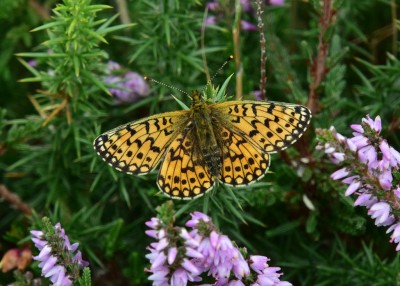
<box><xmin>190</xmin><ymin>91</ymin><xmax>222</xmax><ymax>177</ymax></box>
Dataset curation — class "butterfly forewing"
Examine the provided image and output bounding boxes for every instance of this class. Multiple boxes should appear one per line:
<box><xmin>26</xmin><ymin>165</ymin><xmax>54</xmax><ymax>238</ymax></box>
<box><xmin>94</xmin><ymin>111</ymin><xmax>189</xmax><ymax>175</ymax></box>
<box><xmin>211</xmin><ymin>101</ymin><xmax>311</xmax><ymax>153</ymax></box>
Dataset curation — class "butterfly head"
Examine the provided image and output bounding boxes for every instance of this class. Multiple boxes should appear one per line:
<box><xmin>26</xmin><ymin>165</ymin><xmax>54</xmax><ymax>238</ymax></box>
<box><xmin>191</xmin><ymin>90</ymin><xmax>205</xmax><ymax>105</ymax></box>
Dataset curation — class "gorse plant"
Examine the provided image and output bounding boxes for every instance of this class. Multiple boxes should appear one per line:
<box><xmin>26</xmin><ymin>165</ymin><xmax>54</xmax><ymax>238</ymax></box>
<box><xmin>3</xmin><ymin>0</ymin><xmax>131</xmax><ymax>220</ymax></box>
<box><xmin>1</xmin><ymin>0</ymin><xmax>400</xmax><ymax>285</ymax></box>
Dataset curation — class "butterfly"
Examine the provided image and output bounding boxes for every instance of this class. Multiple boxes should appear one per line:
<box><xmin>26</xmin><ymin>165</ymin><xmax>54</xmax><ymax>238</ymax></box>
<box><xmin>93</xmin><ymin>89</ymin><xmax>311</xmax><ymax>200</ymax></box>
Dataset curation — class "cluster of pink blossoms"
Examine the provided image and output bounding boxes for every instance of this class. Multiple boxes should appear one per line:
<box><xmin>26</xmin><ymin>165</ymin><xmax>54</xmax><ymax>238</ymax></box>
<box><xmin>31</xmin><ymin>221</ymin><xmax>89</xmax><ymax>286</ymax></box>
<box><xmin>145</xmin><ymin>211</ymin><xmax>292</xmax><ymax>286</ymax></box>
<box><xmin>317</xmin><ymin>115</ymin><xmax>400</xmax><ymax>250</ymax></box>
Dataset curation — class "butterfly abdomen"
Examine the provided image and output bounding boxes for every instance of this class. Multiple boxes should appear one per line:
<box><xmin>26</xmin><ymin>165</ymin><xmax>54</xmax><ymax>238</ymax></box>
<box><xmin>202</xmin><ymin>144</ymin><xmax>222</xmax><ymax>177</ymax></box>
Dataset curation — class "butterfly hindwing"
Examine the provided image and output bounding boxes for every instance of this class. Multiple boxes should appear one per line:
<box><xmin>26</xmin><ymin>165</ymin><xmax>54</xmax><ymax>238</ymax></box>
<box><xmin>211</xmin><ymin>101</ymin><xmax>311</xmax><ymax>153</ymax></box>
<box><xmin>218</xmin><ymin>126</ymin><xmax>270</xmax><ymax>186</ymax></box>
<box><xmin>93</xmin><ymin>111</ymin><xmax>189</xmax><ymax>175</ymax></box>
<box><xmin>157</xmin><ymin>125</ymin><xmax>214</xmax><ymax>199</ymax></box>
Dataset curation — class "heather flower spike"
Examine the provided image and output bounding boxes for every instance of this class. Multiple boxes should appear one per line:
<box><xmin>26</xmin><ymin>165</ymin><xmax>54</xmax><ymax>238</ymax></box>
<box><xmin>31</xmin><ymin>217</ymin><xmax>89</xmax><ymax>286</ymax></box>
<box><xmin>317</xmin><ymin>115</ymin><xmax>400</xmax><ymax>250</ymax></box>
<box><xmin>145</xmin><ymin>202</ymin><xmax>292</xmax><ymax>285</ymax></box>
<box><xmin>204</xmin><ymin>0</ymin><xmax>273</xmax><ymax>31</ymax></box>
<box><xmin>104</xmin><ymin>61</ymin><xmax>149</xmax><ymax>104</ymax></box>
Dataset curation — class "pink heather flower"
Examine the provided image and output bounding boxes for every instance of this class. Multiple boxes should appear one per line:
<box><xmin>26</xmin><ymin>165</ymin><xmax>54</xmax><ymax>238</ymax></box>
<box><xmin>378</xmin><ymin>216</ymin><xmax>396</xmax><ymax>227</ymax></box>
<box><xmin>331</xmin><ymin>168</ymin><xmax>349</xmax><ymax>180</ymax></box>
<box><xmin>167</xmin><ymin>247</ymin><xmax>178</xmax><ymax>265</ymax></box>
<box><xmin>332</xmin><ymin>152</ymin><xmax>345</xmax><ymax>162</ymax></box>
<box><xmin>28</xmin><ymin>59</ymin><xmax>38</xmax><ymax>67</ymax></box>
<box><xmin>228</xmin><ymin>280</ymin><xmax>246</xmax><ymax>286</ymax></box>
<box><xmin>346</xmin><ymin>139</ymin><xmax>357</xmax><ymax>152</ymax></box>
<box><xmin>390</xmin><ymin>147</ymin><xmax>400</xmax><ymax>165</ymax></box>
<box><xmin>250</xmin><ymin>255</ymin><xmax>269</xmax><ymax>274</ymax></box>
<box><xmin>195</xmin><ymin>235</ymin><xmax>215</xmax><ymax>269</ymax></box>
<box><xmin>188</xmin><ymin>220</ymin><xmax>250</xmax><ymax>280</ymax></box>
<box><xmin>253</xmin><ymin>90</ymin><xmax>263</xmax><ymax>101</ymax></box>
<box><xmin>345</xmin><ymin>180</ymin><xmax>361</xmax><ymax>196</ymax></box>
<box><xmin>147</xmin><ymin>266</ymin><xmax>169</xmax><ymax>284</ymax></box>
<box><xmin>335</xmin><ymin>131</ymin><xmax>346</xmax><ymax>142</ymax></box>
<box><xmin>358</xmin><ymin>145</ymin><xmax>377</xmax><ymax>165</ymax></box>
<box><xmin>145</xmin><ymin>219</ymin><xmax>202</xmax><ymax>285</ymax></box>
<box><xmin>205</xmin><ymin>16</ymin><xmax>218</xmax><ymax>25</ymax></box>
<box><xmin>146</xmin><ymin>217</ymin><xmax>161</xmax><ymax>229</ymax></box>
<box><xmin>354</xmin><ymin>193</ymin><xmax>377</xmax><ymax>208</ymax></box>
<box><xmin>146</xmin><ymin>229</ymin><xmax>158</xmax><ymax>239</ymax></box>
<box><xmin>156</xmin><ymin>238</ymin><xmax>169</xmax><ymax>251</ymax></box>
<box><xmin>249</xmin><ymin>255</ymin><xmax>293</xmax><ymax>285</ymax></box>
<box><xmin>380</xmin><ymin>141</ymin><xmax>391</xmax><ymax>161</ymax></box>
<box><xmin>350</xmin><ymin>124</ymin><xmax>364</xmax><ymax>134</ymax></box>
<box><xmin>31</xmin><ymin>221</ymin><xmax>88</xmax><ymax>286</ymax></box>
<box><xmin>241</xmin><ymin>20</ymin><xmax>257</xmax><ymax>31</ymax></box>
<box><xmin>369</xmin><ymin>202</ymin><xmax>391</xmax><ymax>225</ymax></box>
<box><xmin>342</xmin><ymin>175</ymin><xmax>359</xmax><ymax>185</ymax></box>
<box><xmin>256</xmin><ymin>266</ymin><xmax>292</xmax><ymax>286</ymax></box>
<box><xmin>387</xmin><ymin>223</ymin><xmax>400</xmax><ymax>250</ymax></box>
<box><xmin>394</xmin><ymin>186</ymin><xmax>400</xmax><ymax>199</ymax></box>
<box><xmin>186</xmin><ymin>211</ymin><xmax>211</xmax><ymax>228</ymax></box>
<box><xmin>104</xmin><ymin>61</ymin><xmax>149</xmax><ymax>104</ymax></box>
<box><xmin>151</xmin><ymin>252</ymin><xmax>167</xmax><ymax>269</ymax></box>
<box><xmin>378</xmin><ymin>171</ymin><xmax>393</xmax><ymax>190</ymax></box>
<box><xmin>107</xmin><ymin>60</ymin><xmax>121</xmax><ymax>71</ymax></box>
<box><xmin>206</xmin><ymin>0</ymin><xmax>220</xmax><ymax>11</ymax></box>
<box><xmin>185</xmin><ymin>247</ymin><xmax>204</xmax><ymax>259</ymax></box>
<box><xmin>318</xmin><ymin>114</ymin><xmax>400</xmax><ymax>251</ymax></box>
<box><xmin>181</xmin><ymin>258</ymin><xmax>201</xmax><ymax>275</ymax></box>
<box><xmin>233</xmin><ymin>256</ymin><xmax>251</xmax><ymax>279</ymax></box>
<box><xmin>362</xmin><ymin>115</ymin><xmax>382</xmax><ymax>133</ymax></box>
<box><xmin>268</xmin><ymin>0</ymin><xmax>285</xmax><ymax>6</ymax></box>
<box><xmin>214</xmin><ymin>278</ymin><xmax>230</xmax><ymax>285</ymax></box>
<box><xmin>350</xmin><ymin>135</ymin><xmax>369</xmax><ymax>149</ymax></box>
<box><xmin>240</xmin><ymin>0</ymin><xmax>253</xmax><ymax>12</ymax></box>
<box><xmin>180</xmin><ymin>228</ymin><xmax>199</xmax><ymax>248</ymax></box>
<box><xmin>374</xmin><ymin>116</ymin><xmax>382</xmax><ymax>132</ymax></box>
<box><xmin>146</xmin><ymin>210</ymin><xmax>292</xmax><ymax>284</ymax></box>
<box><xmin>205</xmin><ymin>0</ymin><xmax>259</xmax><ymax>31</ymax></box>
<box><xmin>171</xmin><ymin>268</ymin><xmax>190</xmax><ymax>285</ymax></box>
<box><xmin>324</xmin><ymin>144</ymin><xmax>335</xmax><ymax>154</ymax></box>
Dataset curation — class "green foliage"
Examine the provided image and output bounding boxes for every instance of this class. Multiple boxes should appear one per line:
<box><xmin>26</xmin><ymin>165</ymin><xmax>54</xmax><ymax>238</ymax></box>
<box><xmin>78</xmin><ymin>267</ymin><xmax>92</xmax><ymax>286</ymax></box>
<box><xmin>1</xmin><ymin>0</ymin><xmax>400</xmax><ymax>285</ymax></box>
<box><xmin>286</xmin><ymin>238</ymin><xmax>400</xmax><ymax>285</ymax></box>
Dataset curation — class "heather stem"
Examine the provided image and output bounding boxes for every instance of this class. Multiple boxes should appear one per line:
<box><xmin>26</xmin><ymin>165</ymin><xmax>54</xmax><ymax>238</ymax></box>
<box><xmin>256</xmin><ymin>0</ymin><xmax>267</xmax><ymax>100</ymax></box>
<box><xmin>233</xmin><ymin>0</ymin><xmax>243</xmax><ymax>100</ymax></box>
<box><xmin>0</xmin><ymin>184</ymin><xmax>32</xmax><ymax>215</ymax></box>
<box><xmin>307</xmin><ymin>0</ymin><xmax>336</xmax><ymax>114</ymax></box>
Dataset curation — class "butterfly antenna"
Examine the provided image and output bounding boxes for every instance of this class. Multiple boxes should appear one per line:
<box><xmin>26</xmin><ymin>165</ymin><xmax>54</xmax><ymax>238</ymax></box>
<box><xmin>144</xmin><ymin>76</ymin><xmax>191</xmax><ymax>99</ymax></box>
<box><xmin>202</xmin><ymin>55</ymin><xmax>234</xmax><ymax>92</ymax></box>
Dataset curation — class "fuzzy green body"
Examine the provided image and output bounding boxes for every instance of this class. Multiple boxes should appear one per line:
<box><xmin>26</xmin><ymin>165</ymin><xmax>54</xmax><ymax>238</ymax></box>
<box><xmin>190</xmin><ymin>91</ymin><xmax>222</xmax><ymax>177</ymax></box>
